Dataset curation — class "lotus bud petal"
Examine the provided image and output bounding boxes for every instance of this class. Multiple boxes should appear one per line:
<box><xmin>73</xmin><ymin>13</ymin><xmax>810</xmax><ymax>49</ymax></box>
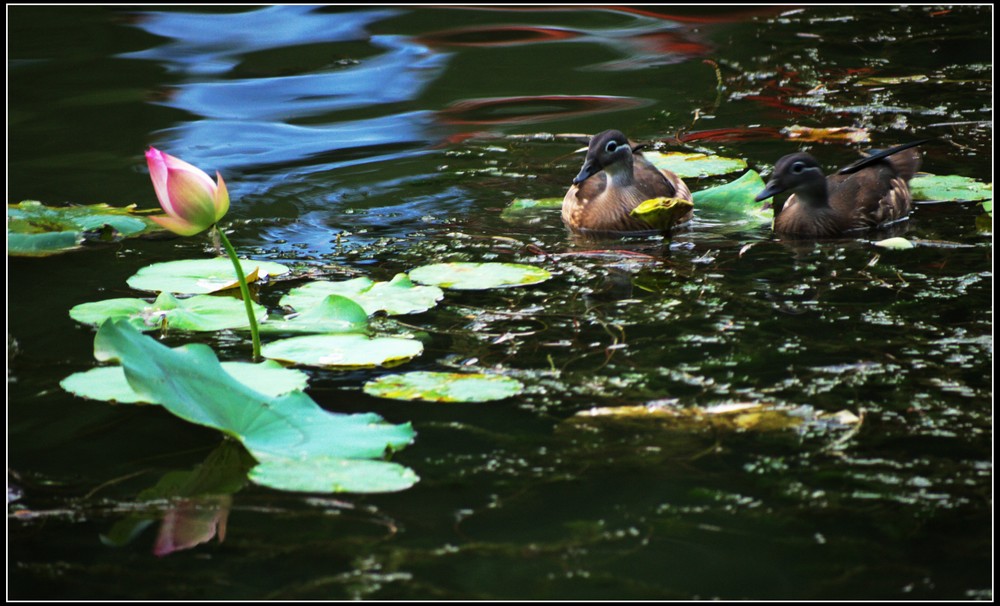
<box><xmin>146</xmin><ymin>147</ymin><xmax>229</xmax><ymax>236</ymax></box>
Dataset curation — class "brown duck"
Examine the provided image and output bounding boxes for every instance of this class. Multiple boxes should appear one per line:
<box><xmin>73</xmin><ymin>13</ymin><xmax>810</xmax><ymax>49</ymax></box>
<box><xmin>755</xmin><ymin>141</ymin><xmax>925</xmax><ymax>237</ymax></box>
<box><xmin>562</xmin><ymin>129</ymin><xmax>693</xmax><ymax>235</ymax></box>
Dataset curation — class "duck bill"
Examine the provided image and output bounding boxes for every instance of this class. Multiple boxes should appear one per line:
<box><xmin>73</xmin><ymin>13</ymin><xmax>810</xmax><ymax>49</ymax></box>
<box><xmin>754</xmin><ymin>180</ymin><xmax>786</xmax><ymax>202</ymax></box>
<box><xmin>572</xmin><ymin>162</ymin><xmax>599</xmax><ymax>185</ymax></box>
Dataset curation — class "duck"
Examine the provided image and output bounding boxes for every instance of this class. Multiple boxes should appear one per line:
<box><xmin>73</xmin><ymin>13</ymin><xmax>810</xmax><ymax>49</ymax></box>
<box><xmin>754</xmin><ymin>141</ymin><xmax>926</xmax><ymax>237</ymax></box>
<box><xmin>562</xmin><ymin>129</ymin><xmax>693</xmax><ymax>236</ymax></box>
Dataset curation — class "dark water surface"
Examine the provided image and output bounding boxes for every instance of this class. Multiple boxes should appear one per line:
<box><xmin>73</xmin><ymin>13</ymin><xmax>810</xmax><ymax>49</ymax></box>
<box><xmin>8</xmin><ymin>5</ymin><xmax>992</xmax><ymax>600</ymax></box>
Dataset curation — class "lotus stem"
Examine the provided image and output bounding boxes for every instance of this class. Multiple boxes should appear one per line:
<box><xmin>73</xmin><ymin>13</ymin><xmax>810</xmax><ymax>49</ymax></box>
<box><xmin>215</xmin><ymin>225</ymin><xmax>261</xmax><ymax>360</ymax></box>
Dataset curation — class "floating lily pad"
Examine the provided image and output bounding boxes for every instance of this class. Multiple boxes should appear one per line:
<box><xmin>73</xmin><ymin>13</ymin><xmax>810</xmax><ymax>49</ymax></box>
<box><xmin>7</xmin><ymin>200</ymin><xmax>162</xmax><ymax>257</ymax></box>
<box><xmin>61</xmin><ymin>358</ymin><xmax>310</xmax><ymax>404</ymax></box>
<box><xmin>363</xmin><ymin>371</ymin><xmax>524</xmax><ymax>403</ymax></box>
<box><xmin>911</xmin><ymin>174</ymin><xmax>992</xmax><ymax>202</ymax></box>
<box><xmin>569</xmin><ymin>401</ymin><xmax>860</xmax><ymax>432</ymax></box>
<box><xmin>93</xmin><ymin>319</ymin><xmax>417</xmax><ymax>493</ymax></box>
<box><xmin>409</xmin><ymin>262</ymin><xmax>551</xmax><ymax>290</ymax></box>
<box><xmin>279</xmin><ymin>273</ymin><xmax>442</xmax><ymax>316</ymax></box>
<box><xmin>260</xmin><ymin>295</ymin><xmax>368</xmax><ymax>335</ymax></box>
<box><xmin>248</xmin><ymin>457</ymin><xmax>418</xmax><ymax>494</ymax></box>
<box><xmin>7</xmin><ymin>231</ymin><xmax>84</xmax><ymax>257</ymax></box>
<box><xmin>643</xmin><ymin>151</ymin><xmax>748</xmax><ymax>178</ymax></box>
<box><xmin>781</xmin><ymin>125</ymin><xmax>870</xmax><ymax>143</ymax></box>
<box><xmin>261</xmin><ymin>334</ymin><xmax>423</xmax><ymax>369</ymax></box>
<box><xmin>501</xmin><ymin>197</ymin><xmax>564</xmax><ymax>220</ymax></box>
<box><xmin>126</xmin><ymin>257</ymin><xmax>291</xmax><ymax>294</ymax></box>
<box><xmin>856</xmin><ymin>75</ymin><xmax>930</xmax><ymax>86</ymax></box>
<box><xmin>630</xmin><ymin>197</ymin><xmax>694</xmax><ymax>231</ymax></box>
<box><xmin>873</xmin><ymin>237</ymin><xmax>916</xmax><ymax>250</ymax></box>
<box><xmin>70</xmin><ymin>291</ymin><xmax>267</xmax><ymax>332</ymax></box>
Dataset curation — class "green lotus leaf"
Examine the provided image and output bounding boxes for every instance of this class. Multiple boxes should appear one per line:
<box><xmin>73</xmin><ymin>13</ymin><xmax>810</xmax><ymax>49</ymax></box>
<box><xmin>409</xmin><ymin>262</ymin><xmax>551</xmax><ymax>290</ymax></box>
<box><xmin>261</xmin><ymin>334</ymin><xmax>424</xmax><ymax>369</ymax></box>
<box><xmin>364</xmin><ymin>371</ymin><xmax>524</xmax><ymax>403</ymax></box>
<box><xmin>7</xmin><ymin>200</ymin><xmax>161</xmax><ymax>257</ymax></box>
<box><xmin>279</xmin><ymin>273</ymin><xmax>443</xmax><ymax>316</ymax></box>
<box><xmin>643</xmin><ymin>151</ymin><xmax>748</xmax><ymax>179</ymax></box>
<box><xmin>126</xmin><ymin>258</ymin><xmax>291</xmax><ymax>294</ymax></box>
<box><xmin>259</xmin><ymin>294</ymin><xmax>368</xmax><ymax>335</ymax></box>
<box><xmin>248</xmin><ymin>457</ymin><xmax>419</xmax><ymax>493</ymax></box>
<box><xmin>70</xmin><ymin>291</ymin><xmax>266</xmax><ymax>332</ymax></box>
<box><xmin>911</xmin><ymin>174</ymin><xmax>992</xmax><ymax>202</ymax></box>
<box><xmin>92</xmin><ymin>320</ymin><xmax>416</xmax><ymax>493</ymax></box>
<box><xmin>61</xmin><ymin>358</ymin><xmax>310</xmax><ymax>404</ymax></box>
<box><xmin>692</xmin><ymin>169</ymin><xmax>772</xmax><ymax>222</ymax></box>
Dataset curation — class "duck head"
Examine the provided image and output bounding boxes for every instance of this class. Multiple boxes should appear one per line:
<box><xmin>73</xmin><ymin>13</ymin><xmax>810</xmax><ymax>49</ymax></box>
<box><xmin>572</xmin><ymin>129</ymin><xmax>641</xmax><ymax>185</ymax></box>
<box><xmin>755</xmin><ymin>152</ymin><xmax>829</xmax><ymax>211</ymax></box>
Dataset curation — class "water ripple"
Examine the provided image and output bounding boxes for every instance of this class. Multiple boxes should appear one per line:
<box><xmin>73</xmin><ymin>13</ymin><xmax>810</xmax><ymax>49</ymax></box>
<box><xmin>153</xmin><ymin>111</ymin><xmax>438</xmax><ymax>175</ymax></box>
<box><xmin>123</xmin><ymin>6</ymin><xmax>403</xmax><ymax>74</ymax></box>
<box><xmin>164</xmin><ymin>35</ymin><xmax>448</xmax><ymax>121</ymax></box>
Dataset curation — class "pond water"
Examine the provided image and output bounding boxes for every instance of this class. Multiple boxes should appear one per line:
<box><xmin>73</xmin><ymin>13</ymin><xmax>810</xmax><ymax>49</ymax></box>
<box><xmin>7</xmin><ymin>5</ymin><xmax>992</xmax><ymax>600</ymax></box>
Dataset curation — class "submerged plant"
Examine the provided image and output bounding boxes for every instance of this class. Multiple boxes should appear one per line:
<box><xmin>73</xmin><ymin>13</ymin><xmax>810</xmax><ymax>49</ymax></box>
<box><xmin>145</xmin><ymin>147</ymin><xmax>261</xmax><ymax>358</ymax></box>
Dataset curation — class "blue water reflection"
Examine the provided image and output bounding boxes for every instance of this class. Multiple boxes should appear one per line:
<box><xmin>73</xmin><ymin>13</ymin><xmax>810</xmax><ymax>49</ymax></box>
<box><xmin>125</xmin><ymin>6</ymin><xmax>450</xmax><ymax>181</ymax></box>
<box><xmin>155</xmin><ymin>111</ymin><xmax>438</xmax><ymax>175</ymax></box>
<box><xmin>124</xmin><ymin>6</ymin><xmax>404</xmax><ymax>75</ymax></box>
<box><xmin>161</xmin><ymin>35</ymin><xmax>446</xmax><ymax>121</ymax></box>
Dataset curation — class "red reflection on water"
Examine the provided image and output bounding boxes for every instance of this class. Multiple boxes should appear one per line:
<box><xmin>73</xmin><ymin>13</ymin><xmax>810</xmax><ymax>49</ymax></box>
<box><xmin>678</xmin><ymin>127</ymin><xmax>785</xmax><ymax>144</ymax></box>
<box><xmin>438</xmin><ymin>95</ymin><xmax>646</xmax><ymax>126</ymax></box>
<box><xmin>632</xmin><ymin>31</ymin><xmax>711</xmax><ymax>56</ymax></box>
<box><xmin>418</xmin><ymin>25</ymin><xmax>578</xmax><ymax>48</ymax></box>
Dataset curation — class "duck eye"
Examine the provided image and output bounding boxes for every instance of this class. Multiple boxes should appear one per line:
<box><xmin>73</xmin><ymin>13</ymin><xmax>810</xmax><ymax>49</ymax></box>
<box><xmin>605</xmin><ymin>141</ymin><xmax>618</xmax><ymax>153</ymax></box>
<box><xmin>791</xmin><ymin>161</ymin><xmax>806</xmax><ymax>174</ymax></box>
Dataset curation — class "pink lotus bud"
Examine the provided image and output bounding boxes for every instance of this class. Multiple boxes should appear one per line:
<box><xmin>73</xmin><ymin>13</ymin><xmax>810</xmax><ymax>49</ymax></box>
<box><xmin>146</xmin><ymin>147</ymin><xmax>230</xmax><ymax>236</ymax></box>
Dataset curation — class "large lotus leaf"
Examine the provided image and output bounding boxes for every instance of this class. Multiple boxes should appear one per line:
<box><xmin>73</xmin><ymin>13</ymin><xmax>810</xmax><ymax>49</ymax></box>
<box><xmin>70</xmin><ymin>291</ymin><xmax>266</xmax><ymax>332</ymax></box>
<box><xmin>643</xmin><ymin>151</ymin><xmax>748</xmax><ymax>178</ymax></box>
<box><xmin>630</xmin><ymin>197</ymin><xmax>694</xmax><ymax>231</ymax></box>
<box><xmin>261</xmin><ymin>334</ymin><xmax>423</xmax><ymax>369</ymax></box>
<box><xmin>7</xmin><ymin>201</ymin><xmax>162</xmax><ymax>257</ymax></box>
<box><xmin>692</xmin><ymin>169</ymin><xmax>772</xmax><ymax>222</ymax></box>
<box><xmin>911</xmin><ymin>174</ymin><xmax>992</xmax><ymax>202</ymax></box>
<box><xmin>93</xmin><ymin>320</ymin><xmax>416</xmax><ymax>493</ymax></box>
<box><xmin>259</xmin><ymin>294</ymin><xmax>369</xmax><ymax>335</ymax></box>
<box><xmin>409</xmin><ymin>262</ymin><xmax>551</xmax><ymax>290</ymax></box>
<box><xmin>279</xmin><ymin>274</ymin><xmax>443</xmax><ymax>316</ymax></box>
<box><xmin>248</xmin><ymin>457</ymin><xmax>418</xmax><ymax>494</ymax></box>
<box><xmin>126</xmin><ymin>258</ymin><xmax>291</xmax><ymax>294</ymax></box>
<box><xmin>61</xmin><ymin>358</ymin><xmax>310</xmax><ymax>404</ymax></box>
<box><xmin>364</xmin><ymin>371</ymin><xmax>524</xmax><ymax>403</ymax></box>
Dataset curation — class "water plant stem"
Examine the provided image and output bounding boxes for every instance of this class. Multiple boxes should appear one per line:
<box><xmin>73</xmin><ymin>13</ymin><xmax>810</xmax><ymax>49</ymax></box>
<box><xmin>216</xmin><ymin>225</ymin><xmax>261</xmax><ymax>360</ymax></box>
